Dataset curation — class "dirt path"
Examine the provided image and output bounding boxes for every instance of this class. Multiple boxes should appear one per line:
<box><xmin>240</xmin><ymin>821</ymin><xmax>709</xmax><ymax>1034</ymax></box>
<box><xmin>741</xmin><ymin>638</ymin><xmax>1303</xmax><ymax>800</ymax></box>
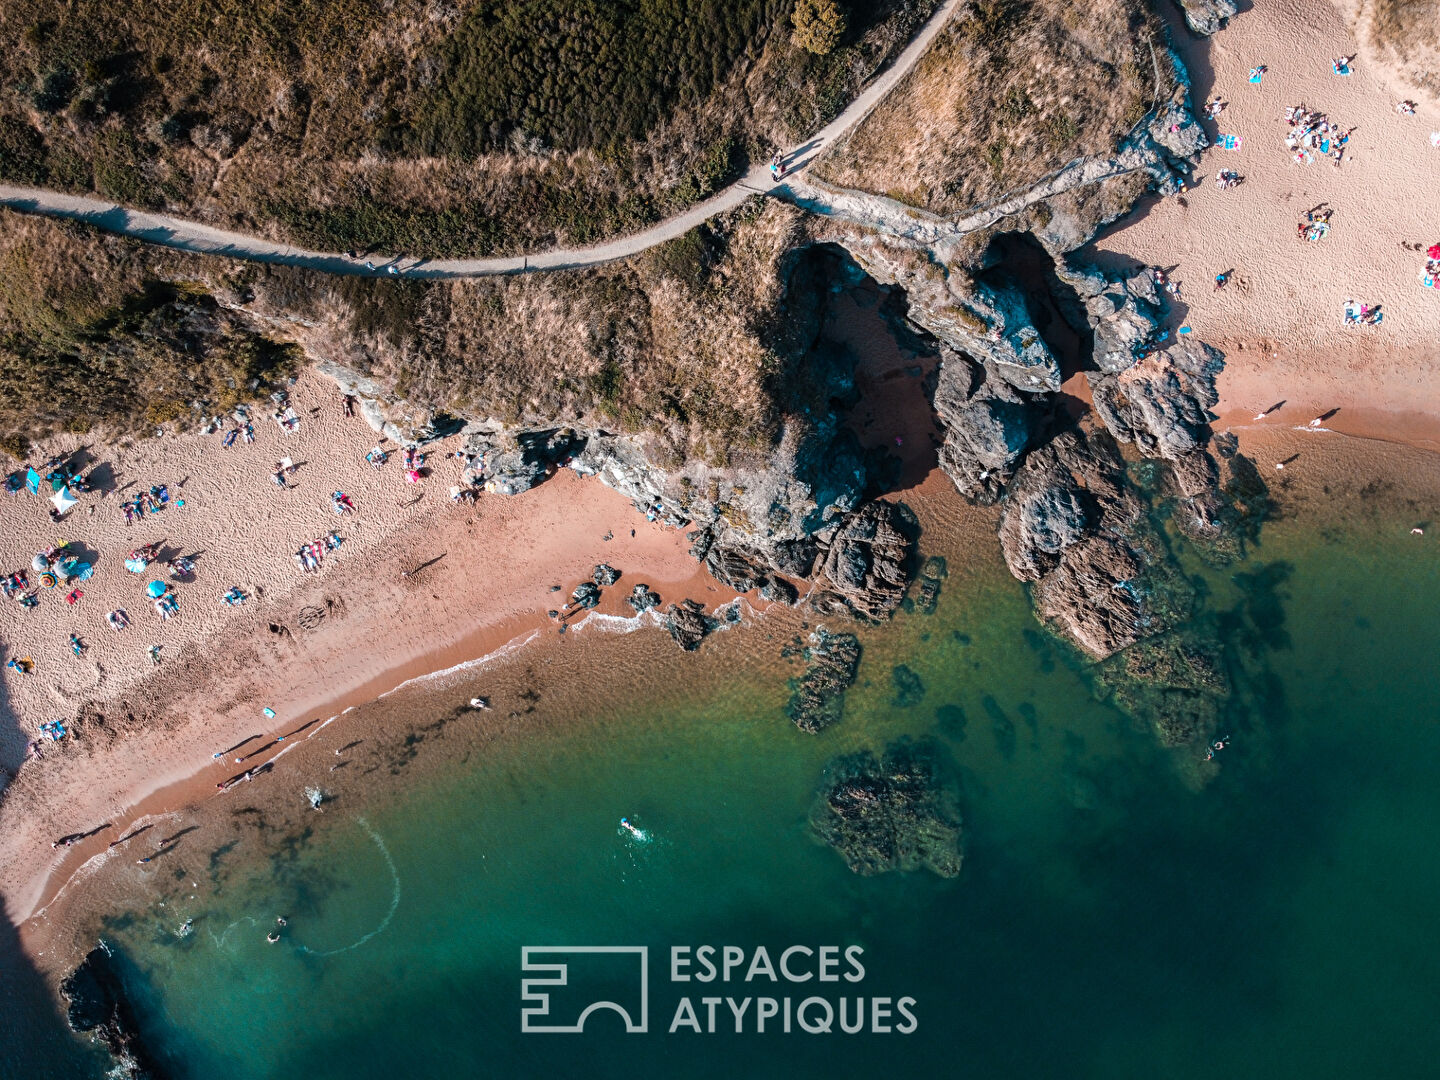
<box><xmin>0</xmin><ymin>0</ymin><xmax>960</xmax><ymax>280</ymax></box>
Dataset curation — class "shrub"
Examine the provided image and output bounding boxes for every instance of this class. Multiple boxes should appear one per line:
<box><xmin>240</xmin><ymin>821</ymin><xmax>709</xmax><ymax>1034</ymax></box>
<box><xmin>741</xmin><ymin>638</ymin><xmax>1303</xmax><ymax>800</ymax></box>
<box><xmin>791</xmin><ymin>0</ymin><xmax>848</xmax><ymax>54</ymax></box>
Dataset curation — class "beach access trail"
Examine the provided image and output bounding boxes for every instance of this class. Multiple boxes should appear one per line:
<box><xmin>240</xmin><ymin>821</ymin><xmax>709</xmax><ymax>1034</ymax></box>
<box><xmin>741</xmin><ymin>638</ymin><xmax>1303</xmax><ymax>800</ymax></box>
<box><xmin>0</xmin><ymin>0</ymin><xmax>962</xmax><ymax>279</ymax></box>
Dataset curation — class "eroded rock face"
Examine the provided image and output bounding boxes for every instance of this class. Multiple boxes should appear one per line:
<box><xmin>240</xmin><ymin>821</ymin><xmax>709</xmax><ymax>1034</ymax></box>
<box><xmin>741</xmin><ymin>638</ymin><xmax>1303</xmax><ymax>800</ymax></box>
<box><xmin>809</xmin><ymin>738</ymin><xmax>962</xmax><ymax>878</ymax></box>
<box><xmin>1088</xmin><ymin>340</ymin><xmax>1223</xmax><ymax>459</ymax></box>
<box><xmin>810</xmin><ymin>500</ymin><xmax>915</xmax><ymax>622</ymax></box>
<box><xmin>463</xmin><ymin>427</ymin><xmax>579</xmax><ymax>495</ymax></box>
<box><xmin>999</xmin><ymin>426</ymin><xmax>1192</xmax><ymax>658</ymax></box>
<box><xmin>929</xmin><ymin>350</ymin><xmax>1037</xmax><ymax>502</ymax></box>
<box><xmin>833</xmin><ymin>237</ymin><xmax>1062</xmax><ymax>395</ymax></box>
<box><xmin>664</xmin><ymin>599</ymin><xmax>713</xmax><ymax>651</ymax></box>
<box><xmin>1171</xmin><ymin>0</ymin><xmax>1237</xmax><ymax>36</ymax></box>
<box><xmin>1056</xmin><ymin>259</ymin><xmax>1165</xmax><ymax>375</ymax></box>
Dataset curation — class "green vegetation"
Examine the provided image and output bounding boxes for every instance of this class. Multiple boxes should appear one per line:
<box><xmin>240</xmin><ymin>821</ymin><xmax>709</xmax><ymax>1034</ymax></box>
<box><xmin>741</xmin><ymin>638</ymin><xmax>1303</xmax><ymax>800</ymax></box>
<box><xmin>0</xmin><ymin>0</ymin><xmax>936</xmax><ymax>256</ymax></box>
<box><xmin>413</xmin><ymin>0</ymin><xmax>773</xmax><ymax>157</ymax></box>
<box><xmin>791</xmin><ymin>0</ymin><xmax>849</xmax><ymax>55</ymax></box>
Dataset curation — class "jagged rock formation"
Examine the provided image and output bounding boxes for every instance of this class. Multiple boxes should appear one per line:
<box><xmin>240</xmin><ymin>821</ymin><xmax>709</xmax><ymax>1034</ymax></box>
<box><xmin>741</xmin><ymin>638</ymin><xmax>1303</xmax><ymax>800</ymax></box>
<box><xmin>928</xmin><ymin>349</ymin><xmax>1037</xmax><ymax>502</ymax></box>
<box><xmin>664</xmin><ymin>599</ymin><xmax>714</xmax><ymax>651</ymax></box>
<box><xmin>998</xmin><ymin>425</ymin><xmax>1193</xmax><ymax>659</ymax></box>
<box><xmin>787</xmin><ymin>630</ymin><xmax>862</xmax><ymax>734</ymax></box>
<box><xmin>1088</xmin><ymin>339</ymin><xmax>1223</xmax><ymax>457</ymax></box>
<box><xmin>809</xmin><ymin>500</ymin><xmax>915</xmax><ymax>622</ymax></box>
<box><xmin>1171</xmin><ymin>0</ymin><xmax>1237</xmax><ymax>36</ymax></box>
<box><xmin>809</xmin><ymin>738</ymin><xmax>962</xmax><ymax>877</ymax></box>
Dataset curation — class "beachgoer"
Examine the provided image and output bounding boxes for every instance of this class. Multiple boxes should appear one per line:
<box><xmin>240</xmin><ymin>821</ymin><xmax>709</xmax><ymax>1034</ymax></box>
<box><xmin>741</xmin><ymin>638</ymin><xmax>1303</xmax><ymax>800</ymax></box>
<box><xmin>267</xmin><ymin>931</ymin><xmax>280</xmax><ymax>943</ymax></box>
<box><xmin>1411</xmin><ymin>527</ymin><xmax>1424</xmax><ymax>535</ymax></box>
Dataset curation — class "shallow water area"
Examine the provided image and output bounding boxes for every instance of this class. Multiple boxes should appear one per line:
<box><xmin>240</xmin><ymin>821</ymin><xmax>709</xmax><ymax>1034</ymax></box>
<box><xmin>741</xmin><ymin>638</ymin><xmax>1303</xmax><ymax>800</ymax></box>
<box><xmin>14</xmin><ymin>427</ymin><xmax>1440</xmax><ymax>1079</ymax></box>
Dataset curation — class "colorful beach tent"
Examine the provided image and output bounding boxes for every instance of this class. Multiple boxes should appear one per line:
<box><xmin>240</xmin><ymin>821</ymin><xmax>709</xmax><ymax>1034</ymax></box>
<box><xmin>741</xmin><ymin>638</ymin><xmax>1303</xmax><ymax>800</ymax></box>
<box><xmin>50</xmin><ymin>486</ymin><xmax>78</xmax><ymax>515</ymax></box>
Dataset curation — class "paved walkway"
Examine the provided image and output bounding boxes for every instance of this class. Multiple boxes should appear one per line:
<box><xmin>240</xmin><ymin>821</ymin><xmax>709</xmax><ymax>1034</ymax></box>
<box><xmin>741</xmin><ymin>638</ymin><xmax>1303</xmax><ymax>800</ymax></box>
<box><xmin>0</xmin><ymin>0</ymin><xmax>959</xmax><ymax>279</ymax></box>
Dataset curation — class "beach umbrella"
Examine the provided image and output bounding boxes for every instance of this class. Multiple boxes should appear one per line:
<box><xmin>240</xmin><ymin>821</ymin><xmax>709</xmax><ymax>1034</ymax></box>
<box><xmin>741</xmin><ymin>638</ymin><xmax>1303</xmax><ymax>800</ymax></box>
<box><xmin>50</xmin><ymin>486</ymin><xmax>78</xmax><ymax>516</ymax></box>
<box><xmin>146</xmin><ymin>580</ymin><xmax>167</xmax><ymax>599</ymax></box>
<box><xmin>31</xmin><ymin>553</ymin><xmax>50</xmax><ymax>572</ymax></box>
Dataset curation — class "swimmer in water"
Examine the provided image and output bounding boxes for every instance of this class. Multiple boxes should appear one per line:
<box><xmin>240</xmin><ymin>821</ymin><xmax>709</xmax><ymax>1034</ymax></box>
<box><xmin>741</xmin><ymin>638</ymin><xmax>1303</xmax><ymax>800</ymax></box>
<box><xmin>267</xmin><ymin>931</ymin><xmax>280</xmax><ymax>944</ymax></box>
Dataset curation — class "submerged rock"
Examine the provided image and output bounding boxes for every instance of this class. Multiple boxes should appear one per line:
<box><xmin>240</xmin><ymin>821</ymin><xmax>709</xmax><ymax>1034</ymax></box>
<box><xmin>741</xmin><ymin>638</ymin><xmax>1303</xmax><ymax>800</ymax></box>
<box><xmin>1094</xmin><ymin>632</ymin><xmax>1230</xmax><ymax>748</ymax></box>
<box><xmin>787</xmin><ymin>630</ymin><xmax>862</xmax><ymax>734</ymax></box>
<box><xmin>890</xmin><ymin>664</ymin><xmax>927</xmax><ymax>707</ymax></box>
<box><xmin>60</xmin><ymin>947</ymin><xmax>163</xmax><ymax>1079</ymax></box>
<box><xmin>809</xmin><ymin>738</ymin><xmax>962</xmax><ymax>878</ymax></box>
<box><xmin>664</xmin><ymin>599</ymin><xmax>714</xmax><ymax>651</ymax></box>
<box><xmin>915</xmin><ymin>556</ymin><xmax>948</xmax><ymax>615</ymax></box>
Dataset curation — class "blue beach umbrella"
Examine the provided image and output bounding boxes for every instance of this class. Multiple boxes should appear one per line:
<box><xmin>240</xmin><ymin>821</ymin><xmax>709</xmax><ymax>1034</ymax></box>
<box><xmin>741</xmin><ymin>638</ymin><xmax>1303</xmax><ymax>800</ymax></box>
<box><xmin>146</xmin><ymin>580</ymin><xmax>167</xmax><ymax>599</ymax></box>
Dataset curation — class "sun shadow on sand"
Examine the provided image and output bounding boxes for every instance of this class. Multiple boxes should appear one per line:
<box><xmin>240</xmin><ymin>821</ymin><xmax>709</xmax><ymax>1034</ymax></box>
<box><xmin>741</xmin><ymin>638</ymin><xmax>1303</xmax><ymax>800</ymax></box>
<box><xmin>0</xmin><ymin>906</ymin><xmax>102</xmax><ymax>1078</ymax></box>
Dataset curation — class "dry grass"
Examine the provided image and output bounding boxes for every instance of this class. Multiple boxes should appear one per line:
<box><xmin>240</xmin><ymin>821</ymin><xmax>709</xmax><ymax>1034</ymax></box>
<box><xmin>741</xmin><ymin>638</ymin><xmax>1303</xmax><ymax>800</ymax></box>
<box><xmin>0</xmin><ymin>211</ymin><xmax>298</xmax><ymax>454</ymax></box>
<box><xmin>0</xmin><ymin>198</ymin><xmax>820</xmax><ymax>468</ymax></box>
<box><xmin>1365</xmin><ymin>0</ymin><xmax>1440</xmax><ymax>98</ymax></box>
<box><xmin>811</xmin><ymin>0</ymin><xmax>1170</xmax><ymax>215</ymax></box>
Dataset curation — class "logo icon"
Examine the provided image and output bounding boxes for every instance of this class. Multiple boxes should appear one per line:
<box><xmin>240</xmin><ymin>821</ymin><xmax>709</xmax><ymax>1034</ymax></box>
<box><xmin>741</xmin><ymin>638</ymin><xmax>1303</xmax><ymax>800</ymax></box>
<box><xmin>520</xmin><ymin>946</ymin><xmax>649</xmax><ymax>1033</ymax></box>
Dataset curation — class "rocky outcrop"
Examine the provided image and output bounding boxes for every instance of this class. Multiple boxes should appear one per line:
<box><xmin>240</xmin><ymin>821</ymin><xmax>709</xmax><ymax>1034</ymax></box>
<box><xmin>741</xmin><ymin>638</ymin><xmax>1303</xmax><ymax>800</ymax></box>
<box><xmin>998</xmin><ymin>425</ymin><xmax>1193</xmax><ymax>658</ymax></box>
<box><xmin>809</xmin><ymin>500</ymin><xmax>915</xmax><ymax>622</ymax></box>
<box><xmin>787</xmin><ymin>630</ymin><xmax>863</xmax><ymax>734</ymax></box>
<box><xmin>625</xmin><ymin>584</ymin><xmax>661</xmax><ymax>612</ymax></box>
<box><xmin>1087</xmin><ymin>339</ymin><xmax>1223</xmax><ymax>458</ymax></box>
<box><xmin>463</xmin><ymin>427</ymin><xmax>579</xmax><ymax>495</ymax></box>
<box><xmin>1055</xmin><ymin>260</ymin><xmax>1165</xmax><ymax>375</ymax></box>
<box><xmin>809</xmin><ymin>737</ymin><xmax>962</xmax><ymax>878</ymax></box>
<box><xmin>1171</xmin><ymin>0</ymin><xmax>1237</xmax><ymax>36</ymax></box>
<box><xmin>664</xmin><ymin>599</ymin><xmax>714</xmax><ymax>651</ymax></box>
<box><xmin>929</xmin><ymin>350</ymin><xmax>1037</xmax><ymax>501</ymax></box>
<box><xmin>60</xmin><ymin>947</ymin><xmax>163</xmax><ymax>1080</ymax></box>
<box><xmin>834</xmin><ymin>238</ymin><xmax>1063</xmax><ymax>394</ymax></box>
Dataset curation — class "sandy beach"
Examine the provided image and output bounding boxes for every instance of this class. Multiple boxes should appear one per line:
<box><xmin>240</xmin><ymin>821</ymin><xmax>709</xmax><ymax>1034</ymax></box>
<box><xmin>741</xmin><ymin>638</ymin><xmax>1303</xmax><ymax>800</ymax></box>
<box><xmin>1</xmin><ymin>0</ymin><xmax>1438</xmax><ymax>1011</ymax></box>
<box><xmin>0</xmin><ymin>368</ymin><xmax>758</xmax><ymax>925</ymax></box>
<box><xmin>1083</xmin><ymin>0</ymin><xmax>1440</xmax><ymax>447</ymax></box>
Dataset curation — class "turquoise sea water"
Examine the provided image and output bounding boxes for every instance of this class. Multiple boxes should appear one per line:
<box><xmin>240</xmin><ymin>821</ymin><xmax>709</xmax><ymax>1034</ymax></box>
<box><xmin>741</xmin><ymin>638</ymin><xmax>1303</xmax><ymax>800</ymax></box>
<box><xmin>30</xmin><ymin>436</ymin><xmax>1439</xmax><ymax>1080</ymax></box>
